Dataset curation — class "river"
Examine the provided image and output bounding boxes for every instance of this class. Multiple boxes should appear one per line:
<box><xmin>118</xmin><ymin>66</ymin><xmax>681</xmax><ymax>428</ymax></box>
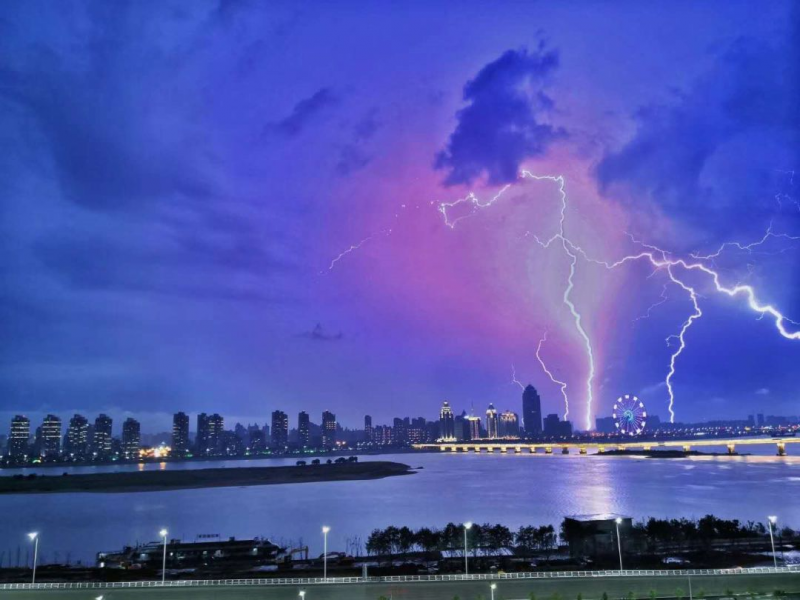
<box><xmin>0</xmin><ymin>448</ymin><xmax>797</xmax><ymax>566</ymax></box>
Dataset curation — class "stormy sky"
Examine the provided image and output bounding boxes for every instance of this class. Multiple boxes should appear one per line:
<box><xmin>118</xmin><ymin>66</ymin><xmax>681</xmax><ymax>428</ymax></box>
<box><xmin>1</xmin><ymin>0</ymin><xmax>798</xmax><ymax>432</ymax></box>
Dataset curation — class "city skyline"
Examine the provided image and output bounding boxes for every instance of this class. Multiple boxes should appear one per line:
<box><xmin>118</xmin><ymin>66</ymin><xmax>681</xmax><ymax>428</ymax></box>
<box><xmin>1</xmin><ymin>1</ymin><xmax>799</xmax><ymax>430</ymax></box>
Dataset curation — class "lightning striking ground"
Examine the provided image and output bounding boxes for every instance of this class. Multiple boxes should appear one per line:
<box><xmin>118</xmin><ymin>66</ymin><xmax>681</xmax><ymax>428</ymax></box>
<box><xmin>441</xmin><ymin>170</ymin><xmax>800</xmax><ymax>427</ymax></box>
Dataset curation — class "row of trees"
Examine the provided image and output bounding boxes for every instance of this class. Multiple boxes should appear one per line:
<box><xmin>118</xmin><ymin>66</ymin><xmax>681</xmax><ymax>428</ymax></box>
<box><xmin>365</xmin><ymin>523</ymin><xmax>557</xmax><ymax>558</ymax></box>
<box><xmin>366</xmin><ymin>515</ymin><xmax>797</xmax><ymax>560</ymax></box>
<box><xmin>630</xmin><ymin>516</ymin><xmax>796</xmax><ymax>551</ymax></box>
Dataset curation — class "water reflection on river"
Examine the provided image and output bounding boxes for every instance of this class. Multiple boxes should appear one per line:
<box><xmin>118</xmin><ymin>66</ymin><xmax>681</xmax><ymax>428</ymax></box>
<box><xmin>0</xmin><ymin>449</ymin><xmax>797</xmax><ymax>565</ymax></box>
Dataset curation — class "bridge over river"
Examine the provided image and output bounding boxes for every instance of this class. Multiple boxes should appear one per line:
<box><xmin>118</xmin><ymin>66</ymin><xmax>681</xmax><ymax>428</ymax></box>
<box><xmin>414</xmin><ymin>436</ymin><xmax>799</xmax><ymax>455</ymax></box>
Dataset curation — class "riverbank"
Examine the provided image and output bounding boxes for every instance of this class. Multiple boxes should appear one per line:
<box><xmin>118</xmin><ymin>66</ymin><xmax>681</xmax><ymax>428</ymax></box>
<box><xmin>0</xmin><ymin>461</ymin><xmax>414</xmax><ymax>494</ymax></box>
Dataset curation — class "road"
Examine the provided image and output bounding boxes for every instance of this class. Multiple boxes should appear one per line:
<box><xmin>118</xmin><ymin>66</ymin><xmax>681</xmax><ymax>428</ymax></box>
<box><xmin>2</xmin><ymin>570</ymin><xmax>799</xmax><ymax>600</ymax></box>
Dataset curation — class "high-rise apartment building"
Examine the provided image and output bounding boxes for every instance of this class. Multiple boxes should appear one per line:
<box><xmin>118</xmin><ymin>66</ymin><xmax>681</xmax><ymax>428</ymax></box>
<box><xmin>298</xmin><ymin>411</ymin><xmax>310</xmax><ymax>448</ymax></box>
<box><xmin>93</xmin><ymin>414</ymin><xmax>113</xmax><ymax>457</ymax></box>
<box><xmin>322</xmin><ymin>411</ymin><xmax>336</xmax><ymax>449</ymax></box>
<box><xmin>7</xmin><ymin>415</ymin><xmax>30</xmax><ymax>460</ymax></box>
<box><xmin>364</xmin><ymin>415</ymin><xmax>372</xmax><ymax>443</ymax></box>
<box><xmin>172</xmin><ymin>412</ymin><xmax>190</xmax><ymax>456</ymax></box>
<box><xmin>121</xmin><ymin>418</ymin><xmax>141</xmax><ymax>459</ymax></box>
<box><xmin>271</xmin><ymin>410</ymin><xmax>288</xmax><ymax>449</ymax></box>
<box><xmin>40</xmin><ymin>414</ymin><xmax>62</xmax><ymax>459</ymax></box>
<box><xmin>65</xmin><ymin>414</ymin><xmax>89</xmax><ymax>457</ymax></box>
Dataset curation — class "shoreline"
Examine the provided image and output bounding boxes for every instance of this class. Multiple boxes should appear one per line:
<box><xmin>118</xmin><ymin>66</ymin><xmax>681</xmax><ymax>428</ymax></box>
<box><xmin>0</xmin><ymin>461</ymin><xmax>414</xmax><ymax>494</ymax></box>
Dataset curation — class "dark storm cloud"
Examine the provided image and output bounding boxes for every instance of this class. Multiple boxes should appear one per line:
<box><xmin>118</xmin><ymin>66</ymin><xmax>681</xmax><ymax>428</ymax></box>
<box><xmin>595</xmin><ymin>35</ymin><xmax>800</xmax><ymax>234</ymax></box>
<box><xmin>299</xmin><ymin>323</ymin><xmax>343</xmax><ymax>342</ymax></box>
<box><xmin>0</xmin><ymin>7</ymin><xmax>214</xmax><ymax>212</ymax></box>
<box><xmin>435</xmin><ymin>44</ymin><xmax>566</xmax><ymax>186</ymax></box>
<box><xmin>33</xmin><ymin>225</ymin><xmax>297</xmax><ymax>303</ymax></box>
<box><xmin>269</xmin><ymin>87</ymin><xmax>338</xmax><ymax>137</ymax></box>
<box><xmin>335</xmin><ymin>108</ymin><xmax>381</xmax><ymax>176</ymax></box>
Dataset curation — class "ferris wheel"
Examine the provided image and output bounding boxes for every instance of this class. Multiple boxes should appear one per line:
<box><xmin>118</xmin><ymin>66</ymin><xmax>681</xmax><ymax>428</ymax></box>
<box><xmin>613</xmin><ymin>394</ymin><xmax>647</xmax><ymax>436</ymax></box>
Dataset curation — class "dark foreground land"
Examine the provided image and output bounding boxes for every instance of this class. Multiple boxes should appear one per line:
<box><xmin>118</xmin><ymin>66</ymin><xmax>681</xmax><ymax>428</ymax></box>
<box><xmin>2</xmin><ymin>571</ymin><xmax>799</xmax><ymax>600</ymax></box>
<box><xmin>0</xmin><ymin>461</ymin><xmax>414</xmax><ymax>494</ymax></box>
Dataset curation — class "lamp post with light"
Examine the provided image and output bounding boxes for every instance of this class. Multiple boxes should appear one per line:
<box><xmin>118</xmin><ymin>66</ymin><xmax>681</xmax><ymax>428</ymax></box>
<box><xmin>322</xmin><ymin>526</ymin><xmax>330</xmax><ymax>580</ymax></box>
<box><xmin>27</xmin><ymin>533</ymin><xmax>39</xmax><ymax>585</ymax></box>
<box><xmin>767</xmin><ymin>516</ymin><xmax>778</xmax><ymax>568</ymax></box>
<box><xmin>159</xmin><ymin>529</ymin><xmax>168</xmax><ymax>585</ymax></box>
<box><xmin>490</xmin><ymin>582</ymin><xmax>497</xmax><ymax>600</ymax></box>
<box><xmin>615</xmin><ymin>517</ymin><xmax>624</xmax><ymax>571</ymax></box>
<box><xmin>299</xmin><ymin>591</ymin><xmax>306</xmax><ymax>599</ymax></box>
<box><xmin>463</xmin><ymin>522</ymin><xmax>473</xmax><ymax>575</ymax></box>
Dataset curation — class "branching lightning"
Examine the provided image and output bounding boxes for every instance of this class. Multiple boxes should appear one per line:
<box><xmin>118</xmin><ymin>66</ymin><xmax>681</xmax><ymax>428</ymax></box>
<box><xmin>690</xmin><ymin>222</ymin><xmax>800</xmax><ymax>260</ymax></box>
<box><xmin>535</xmin><ymin>331</ymin><xmax>569</xmax><ymax>420</ymax></box>
<box><xmin>440</xmin><ymin>170</ymin><xmax>800</xmax><ymax>427</ymax></box>
<box><xmin>438</xmin><ymin>184</ymin><xmax>512</xmax><ymax>229</ymax></box>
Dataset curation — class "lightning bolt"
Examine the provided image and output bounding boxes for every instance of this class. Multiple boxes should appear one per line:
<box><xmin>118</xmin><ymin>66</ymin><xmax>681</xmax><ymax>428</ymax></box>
<box><xmin>438</xmin><ymin>184</ymin><xmax>512</xmax><ymax>229</ymax></box>
<box><xmin>510</xmin><ymin>365</ymin><xmax>524</xmax><ymax>390</ymax></box>
<box><xmin>634</xmin><ymin>284</ymin><xmax>669</xmax><ymax>322</ymax></box>
<box><xmin>691</xmin><ymin>222</ymin><xmax>800</xmax><ymax>260</ymax></box>
<box><xmin>535</xmin><ymin>331</ymin><xmax>570</xmax><ymax>420</ymax></box>
<box><xmin>440</xmin><ymin>171</ymin><xmax>800</xmax><ymax>426</ymax></box>
<box><xmin>663</xmin><ymin>266</ymin><xmax>702</xmax><ymax>423</ymax></box>
<box><xmin>520</xmin><ymin>171</ymin><xmax>596</xmax><ymax>431</ymax></box>
<box><xmin>324</xmin><ymin>229</ymin><xmax>392</xmax><ymax>272</ymax></box>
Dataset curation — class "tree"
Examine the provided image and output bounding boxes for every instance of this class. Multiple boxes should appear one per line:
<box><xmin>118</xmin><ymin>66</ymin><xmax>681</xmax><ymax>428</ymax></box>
<box><xmin>515</xmin><ymin>526</ymin><xmax>537</xmax><ymax>556</ymax></box>
<box><xmin>415</xmin><ymin>527</ymin><xmax>441</xmax><ymax>556</ymax></box>
<box><xmin>398</xmin><ymin>526</ymin><xmax>415</xmax><ymax>558</ymax></box>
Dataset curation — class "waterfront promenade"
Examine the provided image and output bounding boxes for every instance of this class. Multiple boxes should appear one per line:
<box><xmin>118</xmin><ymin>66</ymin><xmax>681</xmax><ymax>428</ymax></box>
<box><xmin>2</xmin><ymin>567</ymin><xmax>799</xmax><ymax>599</ymax></box>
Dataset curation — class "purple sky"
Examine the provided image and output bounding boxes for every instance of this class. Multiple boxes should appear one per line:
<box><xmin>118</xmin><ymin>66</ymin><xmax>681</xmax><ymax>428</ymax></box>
<box><xmin>1</xmin><ymin>0</ymin><xmax>799</xmax><ymax>432</ymax></box>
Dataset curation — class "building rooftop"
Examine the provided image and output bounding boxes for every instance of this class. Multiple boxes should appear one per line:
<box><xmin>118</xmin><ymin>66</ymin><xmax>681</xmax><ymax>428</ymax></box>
<box><xmin>565</xmin><ymin>513</ymin><xmax>631</xmax><ymax>522</ymax></box>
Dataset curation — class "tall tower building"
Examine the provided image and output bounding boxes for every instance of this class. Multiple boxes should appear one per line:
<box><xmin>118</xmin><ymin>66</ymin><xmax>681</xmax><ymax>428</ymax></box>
<box><xmin>93</xmin><ymin>414</ymin><xmax>113</xmax><ymax>457</ymax></box>
<box><xmin>522</xmin><ymin>384</ymin><xmax>542</xmax><ymax>437</ymax></box>
<box><xmin>439</xmin><ymin>401</ymin><xmax>455</xmax><ymax>441</ymax></box>
<box><xmin>298</xmin><ymin>411</ymin><xmax>310</xmax><ymax>448</ymax></box>
<box><xmin>322</xmin><ymin>411</ymin><xmax>336</xmax><ymax>449</ymax></box>
<box><xmin>121</xmin><ymin>418</ymin><xmax>141</xmax><ymax>459</ymax></box>
<box><xmin>7</xmin><ymin>415</ymin><xmax>30</xmax><ymax>460</ymax></box>
<box><xmin>486</xmin><ymin>404</ymin><xmax>499</xmax><ymax>439</ymax></box>
<box><xmin>271</xmin><ymin>410</ymin><xmax>289</xmax><ymax>449</ymax></box>
<box><xmin>364</xmin><ymin>415</ymin><xmax>373</xmax><ymax>443</ymax></box>
<box><xmin>40</xmin><ymin>414</ymin><xmax>62</xmax><ymax>459</ymax></box>
<box><xmin>65</xmin><ymin>414</ymin><xmax>89</xmax><ymax>457</ymax></box>
<box><xmin>172</xmin><ymin>412</ymin><xmax>190</xmax><ymax>456</ymax></box>
<box><xmin>467</xmin><ymin>416</ymin><xmax>482</xmax><ymax>440</ymax></box>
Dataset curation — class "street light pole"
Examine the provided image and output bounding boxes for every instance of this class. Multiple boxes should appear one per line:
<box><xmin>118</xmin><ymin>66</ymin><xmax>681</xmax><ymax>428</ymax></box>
<box><xmin>768</xmin><ymin>516</ymin><xmax>778</xmax><ymax>568</ymax></box>
<box><xmin>322</xmin><ymin>526</ymin><xmax>330</xmax><ymax>581</ymax></box>
<box><xmin>159</xmin><ymin>529</ymin><xmax>168</xmax><ymax>585</ymax></box>
<box><xmin>463</xmin><ymin>522</ymin><xmax>473</xmax><ymax>575</ymax></box>
<box><xmin>27</xmin><ymin>533</ymin><xmax>38</xmax><ymax>585</ymax></box>
<box><xmin>491</xmin><ymin>582</ymin><xmax>497</xmax><ymax>600</ymax></box>
<box><xmin>615</xmin><ymin>518</ymin><xmax>624</xmax><ymax>571</ymax></box>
